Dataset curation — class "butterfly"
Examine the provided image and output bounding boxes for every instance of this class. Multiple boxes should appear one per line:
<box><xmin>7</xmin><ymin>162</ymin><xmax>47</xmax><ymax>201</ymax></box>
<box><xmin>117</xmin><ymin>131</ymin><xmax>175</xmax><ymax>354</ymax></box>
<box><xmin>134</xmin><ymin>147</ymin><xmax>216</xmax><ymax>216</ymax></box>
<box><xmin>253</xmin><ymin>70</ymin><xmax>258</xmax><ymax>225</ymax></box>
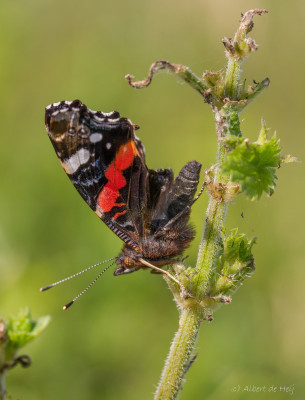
<box><xmin>45</xmin><ymin>99</ymin><xmax>202</xmax><ymax>280</ymax></box>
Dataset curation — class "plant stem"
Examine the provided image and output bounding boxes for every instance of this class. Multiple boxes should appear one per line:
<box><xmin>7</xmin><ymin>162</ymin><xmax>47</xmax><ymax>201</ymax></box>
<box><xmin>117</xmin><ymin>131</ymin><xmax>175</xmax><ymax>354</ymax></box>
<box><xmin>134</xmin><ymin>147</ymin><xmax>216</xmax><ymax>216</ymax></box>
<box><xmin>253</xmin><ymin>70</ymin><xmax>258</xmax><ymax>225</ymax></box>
<box><xmin>126</xmin><ymin>61</ymin><xmax>208</xmax><ymax>94</ymax></box>
<box><xmin>126</xmin><ymin>11</ymin><xmax>268</xmax><ymax>399</ymax></box>
<box><xmin>194</xmin><ymin>197</ymin><xmax>228</xmax><ymax>296</ymax></box>
<box><xmin>155</xmin><ymin>114</ymin><xmax>230</xmax><ymax>399</ymax></box>
<box><xmin>154</xmin><ymin>308</ymin><xmax>201</xmax><ymax>400</ymax></box>
<box><xmin>194</xmin><ymin>124</ymin><xmax>229</xmax><ymax>297</ymax></box>
<box><xmin>244</xmin><ymin>77</ymin><xmax>270</xmax><ymax>108</ymax></box>
<box><xmin>224</xmin><ymin>57</ymin><xmax>241</xmax><ymax>100</ymax></box>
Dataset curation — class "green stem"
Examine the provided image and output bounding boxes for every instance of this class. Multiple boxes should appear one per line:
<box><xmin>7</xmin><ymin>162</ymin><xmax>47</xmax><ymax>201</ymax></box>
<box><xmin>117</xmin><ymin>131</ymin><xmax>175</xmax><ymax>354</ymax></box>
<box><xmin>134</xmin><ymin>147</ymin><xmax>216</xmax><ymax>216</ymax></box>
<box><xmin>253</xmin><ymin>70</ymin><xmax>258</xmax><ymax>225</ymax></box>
<box><xmin>126</xmin><ymin>61</ymin><xmax>208</xmax><ymax>94</ymax></box>
<box><xmin>125</xmin><ymin>12</ymin><xmax>268</xmax><ymax>399</ymax></box>
<box><xmin>194</xmin><ymin>136</ymin><xmax>229</xmax><ymax>298</ymax></box>
<box><xmin>154</xmin><ymin>308</ymin><xmax>201</xmax><ymax>400</ymax></box>
<box><xmin>243</xmin><ymin>77</ymin><xmax>270</xmax><ymax>109</ymax></box>
<box><xmin>195</xmin><ymin>198</ymin><xmax>228</xmax><ymax>295</ymax></box>
<box><xmin>154</xmin><ymin>115</ymin><xmax>231</xmax><ymax>399</ymax></box>
<box><xmin>153</xmin><ymin>67</ymin><xmax>240</xmax><ymax>399</ymax></box>
<box><xmin>224</xmin><ymin>57</ymin><xmax>241</xmax><ymax>100</ymax></box>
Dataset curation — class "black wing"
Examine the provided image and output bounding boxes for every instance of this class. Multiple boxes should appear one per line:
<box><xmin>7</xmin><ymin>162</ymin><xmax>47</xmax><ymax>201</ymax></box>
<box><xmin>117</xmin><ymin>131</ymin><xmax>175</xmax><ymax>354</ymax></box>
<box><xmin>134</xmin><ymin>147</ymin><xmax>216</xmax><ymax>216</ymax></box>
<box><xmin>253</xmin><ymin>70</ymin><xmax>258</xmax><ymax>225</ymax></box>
<box><xmin>149</xmin><ymin>161</ymin><xmax>202</xmax><ymax>233</ymax></box>
<box><xmin>45</xmin><ymin>99</ymin><xmax>149</xmax><ymax>251</ymax></box>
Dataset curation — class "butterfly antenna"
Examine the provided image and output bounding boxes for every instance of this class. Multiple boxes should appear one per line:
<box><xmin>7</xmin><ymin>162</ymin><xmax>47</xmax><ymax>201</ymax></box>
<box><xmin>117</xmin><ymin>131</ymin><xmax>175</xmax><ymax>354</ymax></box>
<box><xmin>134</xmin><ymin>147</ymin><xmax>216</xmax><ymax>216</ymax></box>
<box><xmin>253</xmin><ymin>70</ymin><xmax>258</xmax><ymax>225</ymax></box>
<box><xmin>63</xmin><ymin>260</ymin><xmax>116</xmax><ymax>310</ymax></box>
<box><xmin>40</xmin><ymin>257</ymin><xmax>116</xmax><ymax>292</ymax></box>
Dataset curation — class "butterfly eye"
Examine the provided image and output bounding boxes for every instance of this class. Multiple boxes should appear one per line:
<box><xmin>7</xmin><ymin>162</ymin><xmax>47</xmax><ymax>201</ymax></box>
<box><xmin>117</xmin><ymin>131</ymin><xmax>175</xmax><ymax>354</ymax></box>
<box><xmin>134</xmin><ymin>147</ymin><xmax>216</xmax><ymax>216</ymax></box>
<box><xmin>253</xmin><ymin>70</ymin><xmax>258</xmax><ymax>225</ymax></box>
<box><xmin>123</xmin><ymin>257</ymin><xmax>135</xmax><ymax>268</ymax></box>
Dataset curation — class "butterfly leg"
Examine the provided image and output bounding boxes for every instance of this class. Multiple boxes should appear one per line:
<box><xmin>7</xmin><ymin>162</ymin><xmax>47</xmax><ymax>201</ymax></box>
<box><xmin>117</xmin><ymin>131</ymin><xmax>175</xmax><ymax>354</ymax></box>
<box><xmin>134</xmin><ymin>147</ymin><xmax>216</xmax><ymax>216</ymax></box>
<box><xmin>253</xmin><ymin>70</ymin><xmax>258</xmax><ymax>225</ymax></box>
<box><xmin>190</xmin><ymin>179</ymin><xmax>207</xmax><ymax>206</ymax></box>
<box><xmin>139</xmin><ymin>258</ymin><xmax>193</xmax><ymax>298</ymax></box>
<box><xmin>113</xmin><ymin>265</ymin><xmax>140</xmax><ymax>276</ymax></box>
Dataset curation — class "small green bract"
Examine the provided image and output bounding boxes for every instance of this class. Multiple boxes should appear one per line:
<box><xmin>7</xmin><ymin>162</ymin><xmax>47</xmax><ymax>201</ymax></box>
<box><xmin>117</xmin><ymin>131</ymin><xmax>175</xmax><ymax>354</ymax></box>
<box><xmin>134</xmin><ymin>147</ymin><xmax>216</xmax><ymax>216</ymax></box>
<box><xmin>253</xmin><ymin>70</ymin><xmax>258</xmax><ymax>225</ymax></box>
<box><xmin>210</xmin><ymin>229</ymin><xmax>256</xmax><ymax>296</ymax></box>
<box><xmin>223</xmin><ymin>120</ymin><xmax>282</xmax><ymax>200</ymax></box>
<box><xmin>6</xmin><ymin>308</ymin><xmax>50</xmax><ymax>350</ymax></box>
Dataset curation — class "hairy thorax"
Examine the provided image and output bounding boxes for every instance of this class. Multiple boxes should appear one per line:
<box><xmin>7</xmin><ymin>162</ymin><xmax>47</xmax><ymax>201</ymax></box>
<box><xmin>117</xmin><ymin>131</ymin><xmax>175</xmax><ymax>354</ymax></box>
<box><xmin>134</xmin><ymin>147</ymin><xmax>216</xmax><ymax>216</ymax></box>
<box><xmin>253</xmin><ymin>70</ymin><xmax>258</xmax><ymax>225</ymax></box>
<box><xmin>114</xmin><ymin>224</ymin><xmax>194</xmax><ymax>275</ymax></box>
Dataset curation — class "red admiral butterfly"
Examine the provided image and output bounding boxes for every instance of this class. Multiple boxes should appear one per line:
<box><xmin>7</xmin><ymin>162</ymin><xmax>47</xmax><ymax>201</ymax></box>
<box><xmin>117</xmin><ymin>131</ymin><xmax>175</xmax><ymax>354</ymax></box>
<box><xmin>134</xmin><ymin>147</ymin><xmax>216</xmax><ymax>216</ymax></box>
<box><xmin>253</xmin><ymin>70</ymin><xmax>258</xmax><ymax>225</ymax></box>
<box><xmin>45</xmin><ymin>100</ymin><xmax>202</xmax><ymax>280</ymax></box>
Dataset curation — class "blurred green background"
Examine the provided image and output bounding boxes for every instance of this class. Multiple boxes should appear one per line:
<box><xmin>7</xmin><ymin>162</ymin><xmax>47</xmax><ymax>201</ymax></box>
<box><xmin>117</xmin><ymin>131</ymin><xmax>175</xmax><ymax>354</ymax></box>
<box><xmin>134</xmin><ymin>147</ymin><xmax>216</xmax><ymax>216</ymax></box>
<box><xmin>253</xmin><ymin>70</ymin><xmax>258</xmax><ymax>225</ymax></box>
<box><xmin>1</xmin><ymin>0</ymin><xmax>304</xmax><ymax>399</ymax></box>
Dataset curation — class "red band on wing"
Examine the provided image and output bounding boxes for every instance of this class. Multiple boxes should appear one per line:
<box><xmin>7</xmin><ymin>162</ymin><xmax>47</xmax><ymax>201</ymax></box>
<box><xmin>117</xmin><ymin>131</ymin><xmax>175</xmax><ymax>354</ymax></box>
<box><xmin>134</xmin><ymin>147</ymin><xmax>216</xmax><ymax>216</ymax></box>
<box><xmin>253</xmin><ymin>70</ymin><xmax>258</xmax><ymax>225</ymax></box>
<box><xmin>98</xmin><ymin>182</ymin><xmax>121</xmax><ymax>212</ymax></box>
<box><xmin>97</xmin><ymin>141</ymin><xmax>139</xmax><ymax>214</ymax></box>
<box><xmin>112</xmin><ymin>210</ymin><xmax>127</xmax><ymax>220</ymax></box>
<box><xmin>113</xmin><ymin>140</ymin><xmax>138</xmax><ymax>170</ymax></box>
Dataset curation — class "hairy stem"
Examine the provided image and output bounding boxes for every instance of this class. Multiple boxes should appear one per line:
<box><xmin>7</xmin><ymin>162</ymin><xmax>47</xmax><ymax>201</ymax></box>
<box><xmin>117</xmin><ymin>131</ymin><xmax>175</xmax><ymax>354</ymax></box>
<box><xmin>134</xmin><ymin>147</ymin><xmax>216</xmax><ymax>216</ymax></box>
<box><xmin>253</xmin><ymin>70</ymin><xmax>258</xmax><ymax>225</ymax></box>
<box><xmin>194</xmin><ymin>117</ymin><xmax>230</xmax><ymax>297</ymax></box>
<box><xmin>244</xmin><ymin>77</ymin><xmax>270</xmax><ymax>108</ymax></box>
<box><xmin>154</xmin><ymin>308</ymin><xmax>201</xmax><ymax>400</ymax></box>
<box><xmin>194</xmin><ymin>196</ymin><xmax>228</xmax><ymax>296</ymax></box>
<box><xmin>126</xmin><ymin>61</ymin><xmax>208</xmax><ymax>94</ymax></box>
<box><xmin>224</xmin><ymin>57</ymin><xmax>241</xmax><ymax>99</ymax></box>
<box><xmin>125</xmin><ymin>11</ymin><xmax>268</xmax><ymax>399</ymax></box>
<box><xmin>155</xmin><ymin>113</ymin><xmax>231</xmax><ymax>398</ymax></box>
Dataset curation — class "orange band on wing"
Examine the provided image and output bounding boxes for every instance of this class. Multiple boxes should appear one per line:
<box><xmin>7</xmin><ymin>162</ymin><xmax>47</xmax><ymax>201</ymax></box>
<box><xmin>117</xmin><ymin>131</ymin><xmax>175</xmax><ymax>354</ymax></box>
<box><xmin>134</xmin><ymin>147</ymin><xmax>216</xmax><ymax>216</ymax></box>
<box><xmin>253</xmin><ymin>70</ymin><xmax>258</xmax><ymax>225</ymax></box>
<box><xmin>114</xmin><ymin>140</ymin><xmax>139</xmax><ymax>170</ymax></box>
<box><xmin>97</xmin><ymin>140</ymin><xmax>139</xmax><ymax>214</ymax></box>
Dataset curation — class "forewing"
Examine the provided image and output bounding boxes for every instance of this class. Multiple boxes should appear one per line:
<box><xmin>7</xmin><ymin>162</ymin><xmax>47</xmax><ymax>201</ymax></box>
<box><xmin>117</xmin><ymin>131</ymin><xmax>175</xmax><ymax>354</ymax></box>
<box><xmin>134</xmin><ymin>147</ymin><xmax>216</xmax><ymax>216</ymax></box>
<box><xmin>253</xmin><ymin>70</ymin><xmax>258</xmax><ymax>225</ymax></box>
<box><xmin>45</xmin><ymin>100</ymin><xmax>148</xmax><ymax>250</ymax></box>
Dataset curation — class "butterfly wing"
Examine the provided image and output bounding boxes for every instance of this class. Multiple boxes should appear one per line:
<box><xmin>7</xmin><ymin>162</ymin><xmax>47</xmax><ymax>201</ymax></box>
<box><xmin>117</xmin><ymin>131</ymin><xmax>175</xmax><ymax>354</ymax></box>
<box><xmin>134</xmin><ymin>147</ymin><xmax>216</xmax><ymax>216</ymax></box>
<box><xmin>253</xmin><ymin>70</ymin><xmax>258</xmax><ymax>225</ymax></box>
<box><xmin>45</xmin><ymin>100</ymin><xmax>149</xmax><ymax>251</ymax></box>
<box><xmin>150</xmin><ymin>161</ymin><xmax>202</xmax><ymax>232</ymax></box>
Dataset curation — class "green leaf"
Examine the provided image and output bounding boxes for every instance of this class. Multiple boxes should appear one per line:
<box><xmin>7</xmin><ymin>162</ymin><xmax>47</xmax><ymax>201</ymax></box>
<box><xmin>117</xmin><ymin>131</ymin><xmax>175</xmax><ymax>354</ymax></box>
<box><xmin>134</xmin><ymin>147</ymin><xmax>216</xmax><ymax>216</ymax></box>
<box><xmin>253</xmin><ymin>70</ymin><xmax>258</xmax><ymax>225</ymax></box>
<box><xmin>256</xmin><ymin>117</ymin><xmax>270</xmax><ymax>144</ymax></box>
<box><xmin>222</xmin><ymin>136</ymin><xmax>243</xmax><ymax>151</ymax></box>
<box><xmin>210</xmin><ymin>229</ymin><xmax>256</xmax><ymax>296</ymax></box>
<box><xmin>222</xmin><ymin>121</ymin><xmax>282</xmax><ymax>199</ymax></box>
<box><xmin>227</xmin><ymin>110</ymin><xmax>242</xmax><ymax>137</ymax></box>
<box><xmin>222</xmin><ymin>228</ymin><xmax>256</xmax><ymax>274</ymax></box>
<box><xmin>6</xmin><ymin>308</ymin><xmax>50</xmax><ymax>350</ymax></box>
<box><xmin>223</xmin><ymin>106</ymin><xmax>242</xmax><ymax>137</ymax></box>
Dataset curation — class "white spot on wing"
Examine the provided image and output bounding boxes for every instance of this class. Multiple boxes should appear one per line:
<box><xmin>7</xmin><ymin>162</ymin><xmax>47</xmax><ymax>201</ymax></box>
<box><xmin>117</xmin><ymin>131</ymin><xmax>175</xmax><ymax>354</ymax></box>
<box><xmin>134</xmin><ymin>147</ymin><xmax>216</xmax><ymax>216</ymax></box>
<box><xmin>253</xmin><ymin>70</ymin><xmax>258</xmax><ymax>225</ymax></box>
<box><xmin>106</xmin><ymin>142</ymin><xmax>111</xmax><ymax>149</ymax></box>
<box><xmin>64</xmin><ymin>149</ymin><xmax>90</xmax><ymax>175</ymax></box>
<box><xmin>78</xmin><ymin>148</ymin><xmax>90</xmax><ymax>164</ymax></box>
<box><xmin>64</xmin><ymin>154</ymin><xmax>79</xmax><ymax>174</ymax></box>
<box><xmin>90</xmin><ymin>133</ymin><xmax>103</xmax><ymax>143</ymax></box>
